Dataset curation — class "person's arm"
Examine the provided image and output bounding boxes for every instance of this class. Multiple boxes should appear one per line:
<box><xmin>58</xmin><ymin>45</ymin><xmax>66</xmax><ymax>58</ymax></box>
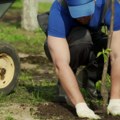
<box><xmin>47</xmin><ymin>35</ymin><xmax>85</xmax><ymax>105</ymax></box>
<box><xmin>47</xmin><ymin>35</ymin><xmax>100</xmax><ymax>119</ymax></box>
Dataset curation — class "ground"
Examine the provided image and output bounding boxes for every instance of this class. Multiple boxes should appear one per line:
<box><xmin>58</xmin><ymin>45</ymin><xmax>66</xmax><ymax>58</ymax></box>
<box><xmin>0</xmin><ymin>53</ymin><xmax>119</xmax><ymax>120</ymax></box>
<box><xmin>0</xmin><ymin>2</ymin><xmax>120</xmax><ymax>120</ymax></box>
<box><xmin>18</xmin><ymin>54</ymin><xmax>120</xmax><ymax>120</ymax></box>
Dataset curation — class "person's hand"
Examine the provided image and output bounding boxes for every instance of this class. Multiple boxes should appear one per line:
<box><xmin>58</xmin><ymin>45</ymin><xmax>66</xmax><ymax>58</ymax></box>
<box><xmin>107</xmin><ymin>104</ymin><xmax>120</xmax><ymax>116</ymax></box>
<box><xmin>76</xmin><ymin>103</ymin><xmax>101</xmax><ymax>119</ymax></box>
<box><xmin>107</xmin><ymin>99</ymin><xmax>120</xmax><ymax>116</ymax></box>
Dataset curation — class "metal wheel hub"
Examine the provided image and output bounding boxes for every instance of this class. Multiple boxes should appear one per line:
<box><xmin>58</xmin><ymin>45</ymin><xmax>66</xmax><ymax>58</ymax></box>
<box><xmin>0</xmin><ymin>54</ymin><xmax>15</xmax><ymax>88</ymax></box>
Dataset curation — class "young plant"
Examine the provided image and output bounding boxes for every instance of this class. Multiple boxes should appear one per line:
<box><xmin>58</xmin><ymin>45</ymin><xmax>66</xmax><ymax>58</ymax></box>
<box><xmin>99</xmin><ymin>0</ymin><xmax>115</xmax><ymax>112</ymax></box>
<box><xmin>96</xmin><ymin>48</ymin><xmax>111</xmax><ymax>104</ymax></box>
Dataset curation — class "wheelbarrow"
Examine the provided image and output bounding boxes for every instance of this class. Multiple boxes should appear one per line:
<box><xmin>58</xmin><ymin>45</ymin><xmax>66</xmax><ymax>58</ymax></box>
<box><xmin>0</xmin><ymin>0</ymin><xmax>20</xmax><ymax>94</ymax></box>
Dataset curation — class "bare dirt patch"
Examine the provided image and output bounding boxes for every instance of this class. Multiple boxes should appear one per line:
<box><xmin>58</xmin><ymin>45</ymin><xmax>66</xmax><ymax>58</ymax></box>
<box><xmin>0</xmin><ymin>53</ymin><xmax>119</xmax><ymax>120</ymax></box>
<box><xmin>0</xmin><ymin>103</ymin><xmax>38</xmax><ymax>120</ymax></box>
<box><xmin>1</xmin><ymin>8</ymin><xmax>120</xmax><ymax>119</ymax></box>
<box><xmin>35</xmin><ymin>102</ymin><xmax>120</xmax><ymax>120</ymax></box>
<box><xmin>20</xmin><ymin>53</ymin><xmax>120</xmax><ymax>120</ymax></box>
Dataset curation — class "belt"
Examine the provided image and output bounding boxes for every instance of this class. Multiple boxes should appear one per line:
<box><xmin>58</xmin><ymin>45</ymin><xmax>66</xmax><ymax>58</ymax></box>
<box><xmin>57</xmin><ymin>0</ymin><xmax>67</xmax><ymax>8</ymax></box>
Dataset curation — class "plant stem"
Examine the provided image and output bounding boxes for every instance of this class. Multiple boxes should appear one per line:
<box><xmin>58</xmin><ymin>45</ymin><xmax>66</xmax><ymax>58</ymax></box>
<box><xmin>101</xmin><ymin>0</ymin><xmax>115</xmax><ymax>112</ymax></box>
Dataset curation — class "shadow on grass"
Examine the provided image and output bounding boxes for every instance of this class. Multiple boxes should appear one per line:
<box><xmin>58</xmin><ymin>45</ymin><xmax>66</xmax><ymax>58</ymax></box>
<box><xmin>0</xmin><ymin>9</ymin><xmax>21</xmax><ymax>28</ymax></box>
<box><xmin>21</xmin><ymin>83</ymin><xmax>59</xmax><ymax>102</ymax></box>
<box><xmin>17</xmin><ymin>83</ymin><xmax>78</xmax><ymax>119</ymax></box>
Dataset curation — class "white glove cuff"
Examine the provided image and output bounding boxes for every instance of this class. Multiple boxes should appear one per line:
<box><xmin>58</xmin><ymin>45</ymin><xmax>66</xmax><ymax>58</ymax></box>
<box><xmin>75</xmin><ymin>102</ymin><xmax>89</xmax><ymax>110</ymax></box>
<box><xmin>108</xmin><ymin>99</ymin><xmax>120</xmax><ymax>106</ymax></box>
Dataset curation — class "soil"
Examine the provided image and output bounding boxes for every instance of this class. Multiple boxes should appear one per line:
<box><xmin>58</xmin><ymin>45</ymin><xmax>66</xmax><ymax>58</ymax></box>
<box><xmin>36</xmin><ymin>102</ymin><xmax>120</xmax><ymax>120</ymax></box>
<box><xmin>0</xmin><ymin>103</ymin><xmax>38</xmax><ymax>120</ymax></box>
<box><xmin>19</xmin><ymin>53</ymin><xmax>120</xmax><ymax>120</ymax></box>
<box><xmin>1</xmin><ymin>9</ymin><xmax>120</xmax><ymax>120</ymax></box>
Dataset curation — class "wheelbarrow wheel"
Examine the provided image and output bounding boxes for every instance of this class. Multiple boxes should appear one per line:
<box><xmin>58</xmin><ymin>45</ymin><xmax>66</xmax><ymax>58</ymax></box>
<box><xmin>0</xmin><ymin>42</ymin><xmax>20</xmax><ymax>95</ymax></box>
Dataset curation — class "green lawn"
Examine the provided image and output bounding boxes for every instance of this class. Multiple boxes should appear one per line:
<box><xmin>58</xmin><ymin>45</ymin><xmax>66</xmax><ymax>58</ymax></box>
<box><xmin>0</xmin><ymin>0</ymin><xmax>52</xmax><ymax>54</ymax></box>
<box><xmin>0</xmin><ymin>0</ymin><xmax>104</xmax><ymax>108</ymax></box>
<box><xmin>0</xmin><ymin>0</ymin><xmax>57</xmax><ymax>105</ymax></box>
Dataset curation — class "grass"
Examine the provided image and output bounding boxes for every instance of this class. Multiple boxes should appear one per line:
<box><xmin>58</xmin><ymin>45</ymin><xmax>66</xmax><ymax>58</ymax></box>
<box><xmin>5</xmin><ymin>115</ymin><xmax>15</xmax><ymax>120</ymax></box>
<box><xmin>38</xmin><ymin>2</ymin><xmax>52</xmax><ymax>13</ymax></box>
<box><xmin>0</xmin><ymin>2</ymin><xmax>105</xmax><ymax>120</ymax></box>
<box><xmin>0</xmin><ymin>71</ymin><xmax>57</xmax><ymax>105</ymax></box>
<box><xmin>12</xmin><ymin>0</ymin><xmax>52</xmax><ymax>13</ymax></box>
<box><xmin>0</xmin><ymin>23</ymin><xmax>45</xmax><ymax>54</ymax></box>
<box><xmin>0</xmin><ymin>0</ymin><xmax>52</xmax><ymax>54</ymax></box>
<box><xmin>0</xmin><ymin>0</ymin><xmax>57</xmax><ymax>105</ymax></box>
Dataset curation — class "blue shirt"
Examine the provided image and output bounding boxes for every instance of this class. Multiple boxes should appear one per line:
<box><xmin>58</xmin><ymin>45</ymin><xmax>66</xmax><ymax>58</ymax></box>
<box><xmin>48</xmin><ymin>0</ymin><xmax>120</xmax><ymax>38</ymax></box>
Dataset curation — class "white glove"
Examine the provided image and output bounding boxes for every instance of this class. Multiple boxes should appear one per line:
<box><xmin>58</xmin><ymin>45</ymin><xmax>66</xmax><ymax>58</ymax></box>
<box><xmin>76</xmin><ymin>103</ymin><xmax>101</xmax><ymax>119</ymax></box>
<box><xmin>107</xmin><ymin>99</ymin><xmax>120</xmax><ymax>116</ymax></box>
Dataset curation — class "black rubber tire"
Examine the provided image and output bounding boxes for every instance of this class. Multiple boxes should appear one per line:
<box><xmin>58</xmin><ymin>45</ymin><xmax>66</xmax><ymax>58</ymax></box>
<box><xmin>0</xmin><ymin>42</ymin><xmax>20</xmax><ymax>95</ymax></box>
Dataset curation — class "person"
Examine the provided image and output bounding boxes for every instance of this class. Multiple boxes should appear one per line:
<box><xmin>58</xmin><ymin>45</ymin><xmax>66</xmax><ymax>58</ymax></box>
<box><xmin>46</xmin><ymin>0</ymin><xmax>120</xmax><ymax>119</ymax></box>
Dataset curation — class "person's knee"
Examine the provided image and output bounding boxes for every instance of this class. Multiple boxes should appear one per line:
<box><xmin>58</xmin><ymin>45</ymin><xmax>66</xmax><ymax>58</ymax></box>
<box><xmin>78</xmin><ymin>43</ymin><xmax>93</xmax><ymax>64</ymax></box>
<box><xmin>70</xmin><ymin>43</ymin><xmax>93</xmax><ymax>68</ymax></box>
<box><xmin>67</xmin><ymin>26</ymin><xmax>93</xmax><ymax>68</ymax></box>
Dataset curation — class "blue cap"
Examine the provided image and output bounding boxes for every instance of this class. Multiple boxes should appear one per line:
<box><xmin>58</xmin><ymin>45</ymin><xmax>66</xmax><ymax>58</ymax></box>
<box><xmin>67</xmin><ymin>0</ymin><xmax>95</xmax><ymax>18</ymax></box>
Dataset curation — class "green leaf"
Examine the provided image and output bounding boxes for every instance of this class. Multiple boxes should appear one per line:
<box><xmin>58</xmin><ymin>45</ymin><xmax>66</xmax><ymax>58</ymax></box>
<box><xmin>106</xmin><ymin>48</ymin><xmax>112</xmax><ymax>52</ymax></box>
<box><xmin>102</xmin><ymin>49</ymin><xmax>105</xmax><ymax>54</ymax></box>
<box><xmin>96</xmin><ymin>80</ymin><xmax>101</xmax><ymax>91</ymax></box>
<box><xmin>105</xmin><ymin>51</ymin><xmax>109</xmax><ymax>55</ymax></box>
<box><xmin>103</xmin><ymin>54</ymin><xmax>108</xmax><ymax>63</ymax></box>
<box><xmin>106</xmin><ymin>73</ymin><xmax>111</xmax><ymax>83</ymax></box>
<box><xmin>97</xmin><ymin>52</ymin><xmax>102</xmax><ymax>58</ymax></box>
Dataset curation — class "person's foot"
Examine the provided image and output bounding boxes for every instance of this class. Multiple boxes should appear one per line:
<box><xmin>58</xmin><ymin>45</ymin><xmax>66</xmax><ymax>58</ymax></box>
<box><xmin>107</xmin><ymin>99</ymin><xmax>120</xmax><ymax>116</ymax></box>
<box><xmin>76</xmin><ymin>103</ymin><xmax>101</xmax><ymax>119</ymax></box>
